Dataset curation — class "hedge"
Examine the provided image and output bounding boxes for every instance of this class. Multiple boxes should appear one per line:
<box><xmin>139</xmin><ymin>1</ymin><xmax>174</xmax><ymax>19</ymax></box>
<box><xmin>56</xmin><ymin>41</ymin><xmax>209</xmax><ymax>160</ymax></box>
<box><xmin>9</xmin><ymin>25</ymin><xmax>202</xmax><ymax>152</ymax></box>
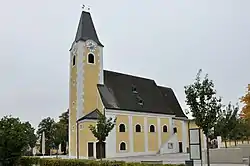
<box><xmin>20</xmin><ymin>157</ymin><xmax>185</xmax><ymax>166</ymax></box>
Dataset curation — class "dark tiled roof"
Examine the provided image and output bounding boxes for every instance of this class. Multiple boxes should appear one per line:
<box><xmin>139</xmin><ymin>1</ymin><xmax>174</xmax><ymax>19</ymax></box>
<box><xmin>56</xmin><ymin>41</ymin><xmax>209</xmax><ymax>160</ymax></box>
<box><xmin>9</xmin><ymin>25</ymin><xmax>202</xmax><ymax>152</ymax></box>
<box><xmin>157</xmin><ymin>86</ymin><xmax>187</xmax><ymax>118</ymax></box>
<box><xmin>97</xmin><ymin>70</ymin><xmax>175</xmax><ymax>115</ymax></box>
<box><xmin>77</xmin><ymin>108</ymin><xmax>101</xmax><ymax>122</ymax></box>
<box><xmin>73</xmin><ymin>11</ymin><xmax>103</xmax><ymax>47</ymax></box>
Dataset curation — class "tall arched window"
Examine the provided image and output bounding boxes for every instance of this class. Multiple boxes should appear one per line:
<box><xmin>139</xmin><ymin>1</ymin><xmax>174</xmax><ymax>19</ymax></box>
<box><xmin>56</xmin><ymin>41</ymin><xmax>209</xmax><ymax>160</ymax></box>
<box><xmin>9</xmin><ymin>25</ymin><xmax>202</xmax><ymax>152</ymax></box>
<box><xmin>120</xmin><ymin>142</ymin><xmax>126</xmax><ymax>151</ymax></box>
<box><xmin>119</xmin><ymin>124</ymin><xmax>125</xmax><ymax>132</ymax></box>
<box><xmin>88</xmin><ymin>53</ymin><xmax>95</xmax><ymax>64</ymax></box>
<box><xmin>135</xmin><ymin>124</ymin><xmax>141</xmax><ymax>132</ymax></box>
<box><xmin>149</xmin><ymin>125</ymin><xmax>155</xmax><ymax>132</ymax></box>
<box><xmin>162</xmin><ymin>125</ymin><xmax>168</xmax><ymax>132</ymax></box>
<box><xmin>72</xmin><ymin>55</ymin><xmax>76</xmax><ymax>66</ymax></box>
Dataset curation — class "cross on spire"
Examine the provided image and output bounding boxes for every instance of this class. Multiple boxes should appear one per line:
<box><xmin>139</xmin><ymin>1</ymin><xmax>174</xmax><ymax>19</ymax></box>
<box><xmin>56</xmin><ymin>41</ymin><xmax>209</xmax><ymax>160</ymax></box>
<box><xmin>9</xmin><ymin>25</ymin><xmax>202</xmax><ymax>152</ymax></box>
<box><xmin>82</xmin><ymin>4</ymin><xmax>90</xmax><ymax>12</ymax></box>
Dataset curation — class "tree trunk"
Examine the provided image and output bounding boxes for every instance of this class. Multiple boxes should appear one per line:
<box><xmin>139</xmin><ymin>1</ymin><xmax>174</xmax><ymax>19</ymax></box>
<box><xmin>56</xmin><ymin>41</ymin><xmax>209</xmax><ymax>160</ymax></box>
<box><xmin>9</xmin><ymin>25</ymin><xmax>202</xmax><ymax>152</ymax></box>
<box><xmin>56</xmin><ymin>148</ymin><xmax>58</xmax><ymax>158</ymax></box>
<box><xmin>224</xmin><ymin>140</ymin><xmax>227</xmax><ymax>148</ymax></box>
<box><xmin>234</xmin><ymin>140</ymin><xmax>237</xmax><ymax>146</ymax></box>
<box><xmin>206</xmin><ymin>136</ymin><xmax>210</xmax><ymax>166</ymax></box>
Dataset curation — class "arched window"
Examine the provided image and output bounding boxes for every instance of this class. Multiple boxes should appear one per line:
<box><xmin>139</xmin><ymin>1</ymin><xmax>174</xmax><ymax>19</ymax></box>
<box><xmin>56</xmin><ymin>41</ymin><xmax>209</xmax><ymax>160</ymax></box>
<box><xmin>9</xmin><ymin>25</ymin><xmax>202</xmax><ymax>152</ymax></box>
<box><xmin>162</xmin><ymin>125</ymin><xmax>168</xmax><ymax>132</ymax></box>
<box><xmin>120</xmin><ymin>142</ymin><xmax>126</xmax><ymax>151</ymax></box>
<box><xmin>88</xmin><ymin>53</ymin><xmax>95</xmax><ymax>64</ymax></box>
<box><xmin>149</xmin><ymin>125</ymin><xmax>155</xmax><ymax>132</ymax></box>
<box><xmin>135</xmin><ymin>124</ymin><xmax>141</xmax><ymax>132</ymax></box>
<box><xmin>173</xmin><ymin>127</ymin><xmax>177</xmax><ymax>133</ymax></box>
<box><xmin>72</xmin><ymin>55</ymin><xmax>76</xmax><ymax>66</ymax></box>
<box><xmin>119</xmin><ymin>124</ymin><xmax>125</xmax><ymax>132</ymax></box>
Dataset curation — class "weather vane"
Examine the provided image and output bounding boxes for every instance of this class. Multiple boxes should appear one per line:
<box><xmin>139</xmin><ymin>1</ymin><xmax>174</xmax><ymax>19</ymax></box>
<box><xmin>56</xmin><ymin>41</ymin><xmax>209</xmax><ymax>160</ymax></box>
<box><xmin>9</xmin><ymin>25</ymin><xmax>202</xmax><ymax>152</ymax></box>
<box><xmin>82</xmin><ymin>4</ymin><xmax>90</xmax><ymax>11</ymax></box>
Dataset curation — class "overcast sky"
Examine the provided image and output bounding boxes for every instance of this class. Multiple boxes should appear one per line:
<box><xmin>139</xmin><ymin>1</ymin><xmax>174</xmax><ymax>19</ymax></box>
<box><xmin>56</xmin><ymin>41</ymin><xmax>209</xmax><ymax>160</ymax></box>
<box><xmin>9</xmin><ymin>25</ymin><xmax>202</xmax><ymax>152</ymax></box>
<box><xmin>0</xmin><ymin>0</ymin><xmax>249</xmax><ymax>128</ymax></box>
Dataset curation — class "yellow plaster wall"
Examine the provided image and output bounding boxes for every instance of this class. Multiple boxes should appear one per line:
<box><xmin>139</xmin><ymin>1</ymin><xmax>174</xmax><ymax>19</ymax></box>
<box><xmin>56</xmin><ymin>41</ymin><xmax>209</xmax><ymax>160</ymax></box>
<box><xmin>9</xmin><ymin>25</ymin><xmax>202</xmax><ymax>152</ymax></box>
<box><xmin>116</xmin><ymin>115</ymin><xmax>129</xmax><ymax>153</ymax></box>
<box><xmin>160</xmin><ymin>118</ymin><xmax>170</xmax><ymax>144</ymax></box>
<box><xmin>83</xmin><ymin>46</ymin><xmax>101</xmax><ymax>115</ymax></box>
<box><xmin>132</xmin><ymin>116</ymin><xmax>145</xmax><ymax>152</ymax></box>
<box><xmin>147</xmin><ymin>117</ymin><xmax>158</xmax><ymax>151</ymax></box>
<box><xmin>174</xmin><ymin>120</ymin><xmax>183</xmax><ymax>142</ymax></box>
<box><xmin>69</xmin><ymin>53</ymin><xmax>77</xmax><ymax>156</ymax></box>
<box><xmin>78</xmin><ymin>121</ymin><xmax>96</xmax><ymax>157</ymax></box>
<box><xmin>96</xmin><ymin>89</ymin><xmax>104</xmax><ymax>113</ymax></box>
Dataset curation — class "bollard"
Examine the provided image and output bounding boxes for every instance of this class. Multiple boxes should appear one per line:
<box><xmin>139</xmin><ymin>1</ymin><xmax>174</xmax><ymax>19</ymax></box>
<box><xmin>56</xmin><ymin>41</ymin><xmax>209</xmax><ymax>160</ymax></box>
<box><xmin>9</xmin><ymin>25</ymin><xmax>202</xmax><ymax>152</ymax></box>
<box><xmin>185</xmin><ymin>160</ymin><xmax>194</xmax><ymax>166</ymax></box>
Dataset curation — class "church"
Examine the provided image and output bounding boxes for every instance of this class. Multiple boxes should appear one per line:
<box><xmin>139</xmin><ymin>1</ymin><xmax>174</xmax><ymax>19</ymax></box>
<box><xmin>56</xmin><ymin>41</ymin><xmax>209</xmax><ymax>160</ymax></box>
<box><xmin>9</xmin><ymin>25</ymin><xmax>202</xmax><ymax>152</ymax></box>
<box><xmin>68</xmin><ymin>10</ymin><xmax>204</xmax><ymax>159</ymax></box>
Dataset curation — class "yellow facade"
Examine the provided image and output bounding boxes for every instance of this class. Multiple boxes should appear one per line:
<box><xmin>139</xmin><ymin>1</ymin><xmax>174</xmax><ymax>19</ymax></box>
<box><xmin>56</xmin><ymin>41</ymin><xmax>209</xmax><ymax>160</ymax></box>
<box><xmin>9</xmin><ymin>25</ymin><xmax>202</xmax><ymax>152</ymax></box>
<box><xmin>116</xmin><ymin>115</ymin><xmax>130</xmax><ymax>153</ymax></box>
<box><xmin>78</xmin><ymin>121</ymin><xmax>96</xmax><ymax>157</ymax></box>
<box><xmin>174</xmin><ymin>120</ymin><xmax>183</xmax><ymax>142</ymax></box>
<box><xmin>83</xmin><ymin>46</ymin><xmax>102</xmax><ymax>115</ymax></box>
<box><xmin>132</xmin><ymin>116</ymin><xmax>145</xmax><ymax>152</ymax></box>
<box><xmin>147</xmin><ymin>117</ymin><xmax>158</xmax><ymax>151</ymax></box>
<box><xmin>160</xmin><ymin>118</ymin><xmax>170</xmax><ymax>144</ymax></box>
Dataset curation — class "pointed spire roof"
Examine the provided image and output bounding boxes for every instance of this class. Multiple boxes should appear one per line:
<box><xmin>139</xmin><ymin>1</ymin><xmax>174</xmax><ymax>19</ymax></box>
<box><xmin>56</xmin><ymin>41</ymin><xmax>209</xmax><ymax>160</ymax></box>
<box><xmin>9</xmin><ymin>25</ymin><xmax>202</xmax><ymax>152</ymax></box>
<box><xmin>74</xmin><ymin>11</ymin><xmax>103</xmax><ymax>47</ymax></box>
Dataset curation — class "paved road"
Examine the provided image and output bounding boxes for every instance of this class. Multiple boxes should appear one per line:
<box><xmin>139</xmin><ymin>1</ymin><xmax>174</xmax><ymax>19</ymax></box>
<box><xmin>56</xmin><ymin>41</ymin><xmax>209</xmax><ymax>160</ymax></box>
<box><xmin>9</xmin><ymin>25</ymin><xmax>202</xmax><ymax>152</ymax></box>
<box><xmin>107</xmin><ymin>153</ymin><xmax>247</xmax><ymax>166</ymax></box>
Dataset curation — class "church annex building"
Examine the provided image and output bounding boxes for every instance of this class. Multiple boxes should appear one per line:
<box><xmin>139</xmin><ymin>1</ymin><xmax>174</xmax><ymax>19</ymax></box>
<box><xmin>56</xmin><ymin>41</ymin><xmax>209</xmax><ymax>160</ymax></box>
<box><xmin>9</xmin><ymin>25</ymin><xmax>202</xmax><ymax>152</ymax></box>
<box><xmin>68</xmin><ymin>10</ymin><xmax>205</xmax><ymax>159</ymax></box>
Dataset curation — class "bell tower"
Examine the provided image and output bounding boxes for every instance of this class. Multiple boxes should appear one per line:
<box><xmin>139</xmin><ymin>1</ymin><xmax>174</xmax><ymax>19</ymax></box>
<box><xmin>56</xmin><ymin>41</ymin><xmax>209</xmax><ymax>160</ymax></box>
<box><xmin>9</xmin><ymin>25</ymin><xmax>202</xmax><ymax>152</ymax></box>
<box><xmin>68</xmin><ymin>9</ymin><xmax>104</xmax><ymax>157</ymax></box>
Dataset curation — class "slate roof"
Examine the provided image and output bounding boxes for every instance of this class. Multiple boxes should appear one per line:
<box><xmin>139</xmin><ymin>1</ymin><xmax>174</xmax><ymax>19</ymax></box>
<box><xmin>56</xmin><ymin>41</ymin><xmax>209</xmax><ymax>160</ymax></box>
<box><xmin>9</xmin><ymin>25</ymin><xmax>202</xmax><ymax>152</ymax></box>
<box><xmin>77</xmin><ymin>108</ymin><xmax>101</xmax><ymax>122</ymax></box>
<box><xmin>97</xmin><ymin>70</ymin><xmax>187</xmax><ymax>117</ymax></box>
<box><xmin>157</xmin><ymin>86</ymin><xmax>187</xmax><ymax>118</ymax></box>
<box><xmin>73</xmin><ymin>11</ymin><xmax>103</xmax><ymax>47</ymax></box>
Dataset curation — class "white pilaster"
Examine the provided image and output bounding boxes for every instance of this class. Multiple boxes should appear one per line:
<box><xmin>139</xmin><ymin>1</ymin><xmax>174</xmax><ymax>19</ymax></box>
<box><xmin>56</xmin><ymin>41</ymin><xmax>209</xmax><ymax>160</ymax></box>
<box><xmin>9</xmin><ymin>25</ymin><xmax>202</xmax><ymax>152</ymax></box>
<box><xmin>182</xmin><ymin>121</ymin><xmax>188</xmax><ymax>153</ymax></box>
<box><xmin>144</xmin><ymin>117</ymin><xmax>148</xmax><ymax>152</ymax></box>
<box><xmin>157</xmin><ymin>117</ymin><xmax>161</xmax><ymax>148</ymax></box>
<box><xmin>128</xmin><ymin>115</ymin><xmax>134</xmax><ymax>153</ymax></box>
<box><xmin>98</xmin><ymin>46</ymin><xmax>104</xmax><ymax>84</ymax></box>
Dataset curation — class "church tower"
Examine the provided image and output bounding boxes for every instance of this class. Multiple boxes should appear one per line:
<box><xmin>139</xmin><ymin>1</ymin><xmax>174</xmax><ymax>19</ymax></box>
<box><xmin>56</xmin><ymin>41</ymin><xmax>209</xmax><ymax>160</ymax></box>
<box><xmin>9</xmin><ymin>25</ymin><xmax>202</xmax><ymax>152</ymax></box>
<box><xmin>69</xmin><ymin>10</ymin><xmax>104</xmax><ymax>157</ymax></box>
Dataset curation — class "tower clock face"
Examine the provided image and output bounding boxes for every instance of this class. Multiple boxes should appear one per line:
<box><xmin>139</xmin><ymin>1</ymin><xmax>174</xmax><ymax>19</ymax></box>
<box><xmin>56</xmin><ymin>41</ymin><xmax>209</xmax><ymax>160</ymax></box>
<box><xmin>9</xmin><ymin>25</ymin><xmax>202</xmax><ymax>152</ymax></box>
<box><xmin>86</xmin><ymin>40</ymin><xmax>97</xmax><ymax>52</ymax></box>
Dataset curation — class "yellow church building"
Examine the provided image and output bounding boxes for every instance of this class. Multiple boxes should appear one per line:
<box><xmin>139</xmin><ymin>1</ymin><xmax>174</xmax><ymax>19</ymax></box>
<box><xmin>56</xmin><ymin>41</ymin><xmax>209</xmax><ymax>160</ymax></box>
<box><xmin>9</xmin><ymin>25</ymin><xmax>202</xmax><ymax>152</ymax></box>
<box><xmin>68</xmin><ymin>10</ymin><xmax>205</xmax><ymax>159</ymax></box>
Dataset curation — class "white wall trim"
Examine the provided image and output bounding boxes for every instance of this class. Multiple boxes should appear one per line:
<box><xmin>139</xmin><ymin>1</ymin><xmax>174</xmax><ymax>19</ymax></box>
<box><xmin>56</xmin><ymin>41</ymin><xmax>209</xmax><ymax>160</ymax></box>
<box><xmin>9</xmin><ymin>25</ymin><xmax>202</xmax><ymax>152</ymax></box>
<box><xmin>98</xmin><ymin>46</ymin><xmax>103</xmax><ymax>84</ymax></box>
<box><xmin>157</xmin><ymin>117</ymin><xmax>161</xmax><ymax>148</ymax></box>
<box><xmin>144</xmin><ymin>117</ymin><xmax>148</xmax><ymax>152</ymax></box>
<box><xmin>134</xmin><ymin>123</ymin><xmax>143</xmax><ymax>132</ymax></box>
<box><xmin>87</xmin><ymin>52</ymin><xmax>96</xmax><ymax>65</ymax></box>
<box><xmin>119</xmin><ymin>141</ymin><xmax>128</xmax><ymax>152</ymax></box>
<box><xmin>118</xmin><ymin>123</ymin><xmax>127</xmax><ymax>132</ymax></box>
<box><xmin>106</xmin><ymin>109</ymin><xmax>175</xmax><ymax>118</ymax></box>
<box><xmin>162</xmin><ymin>124</ymin><xmax>168</xmax><ymax>133</ymax></box>
<box><xmin>128</xmin><ymin>115</ymin><xmax>134</xmax><ymax>153</ymax></box>
<box><xmin>148</xmin><ymin>124</ymin><xmax>156</xmax><ymax>133</ymax></box>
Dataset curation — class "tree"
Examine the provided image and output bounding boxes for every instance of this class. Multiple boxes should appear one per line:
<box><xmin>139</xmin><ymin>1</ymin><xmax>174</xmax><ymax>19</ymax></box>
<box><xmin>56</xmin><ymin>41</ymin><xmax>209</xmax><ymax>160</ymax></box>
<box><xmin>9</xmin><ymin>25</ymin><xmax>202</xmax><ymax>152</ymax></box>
<box><xmin>37</xmin><ymin>117</ymin><xmax>55</xmax><ymax>154</ymax></box>
<box><xmin>0</xmin><ymin>116</ymin><xmax>32</xmax><ymax>165</ymax></box>
<box><xmin>52</xmin><ymin>122</ymin><xmax>67</xmax><ymax>157</ymax></box>
<box><xmin>89</xmin><ymin>112</ymin><xmax>116</xmax><ymax>160</ymax></box>
<box><xmin>215</xmin><ymin>103</ymin><xmax>239</xmax><ymax>147</ymax></box>
<box><xmin>241</xmin><ymin>84</ymin><xmax>250</xmax><ymax>119</ymax></box>
<box><xmin>184</xmin><ymin>69</ymin><xmax>222</xmax><ymax>166</ymax></box>
<box><xmin>23</xmin><ymin>122</ymin><xmax>37</xmax><ymax>155</ymax></box>
<box><xmin>58</xmin><ymin>109</ymin><xmax>69</xmax><ymax>154</ymax></box>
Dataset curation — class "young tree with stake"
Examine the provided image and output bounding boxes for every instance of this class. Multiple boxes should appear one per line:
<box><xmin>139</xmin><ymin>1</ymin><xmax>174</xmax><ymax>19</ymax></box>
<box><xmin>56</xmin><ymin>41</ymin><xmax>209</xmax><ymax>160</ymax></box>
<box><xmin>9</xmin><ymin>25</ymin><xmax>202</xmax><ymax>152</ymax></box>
<box><xmin>185</xmin><ymin>69</ymin><xmax>222</xmax><ymax>166</ymax></box>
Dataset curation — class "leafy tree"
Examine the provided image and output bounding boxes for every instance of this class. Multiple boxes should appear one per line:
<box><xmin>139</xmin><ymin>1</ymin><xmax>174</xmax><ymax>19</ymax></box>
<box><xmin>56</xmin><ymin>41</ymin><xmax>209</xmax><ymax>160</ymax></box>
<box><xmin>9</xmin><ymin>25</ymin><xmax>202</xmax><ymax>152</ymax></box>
<box><xmin>37</xmin><ymin>117</ymin><xmax>55</xmax><ymax>154</ymax></box>
<box><xmin>58</xmin><ymin>109</ymin><xmax>69</xmax><ymax>154</ymax></box>
<box><xmin>52</xmin><ymin>122</ymin><xmax>67</xmax><ymax>157</ymax></box>
<box><xmin>23</xmin><ymin>122</ymin><xmax>37</xmax><ymax>155</ymax></box>
<box><xmin>215</xmin><ymin>103</ymin><xmax>239</xmax><ymax>147</ymax></box>
<box><xmin>184</xmin><ymin>69</ymin><xmax>222</xmax><ymax>166</ymax></box>
<box><xmin>0</xmin><ymin>116</ymin><xmax>32</xmax><ymax>165</ymax></box>
<box><xmin>89</xmin><ymin>112</ymin><xmax>116</xmax><ymax>160</ymax></box>
<box><xmin>241</xmin><ymin>84</ymin><xmax>250</xmax><ymax>119</ymax></box>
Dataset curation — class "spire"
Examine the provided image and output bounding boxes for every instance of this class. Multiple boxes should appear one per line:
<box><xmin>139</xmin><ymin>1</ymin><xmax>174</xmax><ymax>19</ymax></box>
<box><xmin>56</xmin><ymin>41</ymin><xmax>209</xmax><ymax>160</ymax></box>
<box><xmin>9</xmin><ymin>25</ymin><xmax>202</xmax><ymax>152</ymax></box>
<box><xmin>74</xmin><ymin>10</ymin><xmax>103</xmax><ymax>47</ymax></box>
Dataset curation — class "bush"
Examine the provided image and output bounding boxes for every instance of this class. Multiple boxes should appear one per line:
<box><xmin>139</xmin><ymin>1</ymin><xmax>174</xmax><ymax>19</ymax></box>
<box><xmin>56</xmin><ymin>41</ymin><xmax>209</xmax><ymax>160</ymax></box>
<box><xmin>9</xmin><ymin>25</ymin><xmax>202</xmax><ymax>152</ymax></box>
<box><xmin>19</xmin><ymin>156</ymin><xmax>41</xmax><ymax>166</ymax></box>
<box><xmin>20</xmin><ymin>157</ymin><xmax>185</xmax><ymax>166</ymax></box>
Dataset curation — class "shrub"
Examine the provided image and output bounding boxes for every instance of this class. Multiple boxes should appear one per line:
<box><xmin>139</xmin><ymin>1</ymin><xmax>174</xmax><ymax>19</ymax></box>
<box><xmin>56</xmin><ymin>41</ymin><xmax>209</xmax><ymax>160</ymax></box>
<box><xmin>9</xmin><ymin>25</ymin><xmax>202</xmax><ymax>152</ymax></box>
<box><xmin>19</xmin><ymin>156</ymin><xmax>40</xmax><ymax>166</ymax></box>
<box><xmin>20</xmin><ymin>157</ymin><xmax>185</xmax><ymax>166</ymax></box>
